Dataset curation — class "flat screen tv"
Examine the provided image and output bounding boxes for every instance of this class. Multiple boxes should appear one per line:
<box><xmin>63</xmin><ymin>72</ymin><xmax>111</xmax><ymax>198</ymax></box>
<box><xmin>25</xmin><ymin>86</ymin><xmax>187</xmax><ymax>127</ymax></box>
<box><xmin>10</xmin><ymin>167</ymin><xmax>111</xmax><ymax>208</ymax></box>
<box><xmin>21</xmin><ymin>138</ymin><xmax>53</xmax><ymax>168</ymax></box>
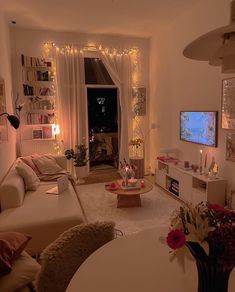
<box><xmin>180</xmin><ymin>111</ymin><xmax>218</xmax><ymax>147</ymax></box>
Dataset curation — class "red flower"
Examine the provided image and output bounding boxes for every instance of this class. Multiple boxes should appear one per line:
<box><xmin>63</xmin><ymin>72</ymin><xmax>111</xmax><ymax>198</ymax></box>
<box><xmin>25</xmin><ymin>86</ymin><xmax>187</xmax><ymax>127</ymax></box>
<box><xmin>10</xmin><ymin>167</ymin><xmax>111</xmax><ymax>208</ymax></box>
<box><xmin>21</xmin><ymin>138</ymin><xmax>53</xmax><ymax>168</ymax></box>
<box><xmin>167</xmin><ymin>229</ymin><xmax>186</xmax><ymax>250</ymax></box>
<box><xmin>208</xmin><ymin>203</ymin><xmax>230</xmax><ymax>215</ymax></box>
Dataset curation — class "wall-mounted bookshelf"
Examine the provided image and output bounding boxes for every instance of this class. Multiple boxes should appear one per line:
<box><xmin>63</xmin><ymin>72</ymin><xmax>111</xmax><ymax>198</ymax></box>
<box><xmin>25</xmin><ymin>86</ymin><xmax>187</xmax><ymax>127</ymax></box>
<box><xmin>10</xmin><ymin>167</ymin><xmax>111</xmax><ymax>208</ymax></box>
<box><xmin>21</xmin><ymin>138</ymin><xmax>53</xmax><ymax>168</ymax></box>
<box><xmin>20</xmin><ymin>54</ymin><xmax>56</xmax><ymax>141</ymax></box>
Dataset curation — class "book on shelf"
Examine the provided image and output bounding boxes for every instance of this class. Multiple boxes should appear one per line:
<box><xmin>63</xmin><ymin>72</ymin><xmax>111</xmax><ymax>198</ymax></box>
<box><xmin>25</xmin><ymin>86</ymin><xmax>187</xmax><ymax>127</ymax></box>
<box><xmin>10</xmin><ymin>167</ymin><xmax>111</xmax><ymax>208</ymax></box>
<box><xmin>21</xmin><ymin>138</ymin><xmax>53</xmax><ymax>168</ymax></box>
<box><xmin>21</xmin><ymin>54</ymin><xmax>52</xmax><ymax>68</ymax></box>
<box><xmin>28</xmin><ymin>98</ymin><xmax>54</xmax><ymax>110</ymax></box>
<box><xmin>22</xmin><ymin>70</ymin><xmax>52</xmax><ymax>82</ymax></box>
<box><xmin>23</xmin><ymin>84</ymin><xmax>34</xmax><ymax>96</ymax></box>
<box><xmin>39</xmin><ymin>87</ymin><xmax>54</xmax><ymax>96</ymax></box>
<box><xmin>26</xmin><ymin>113</ymin><xmax>55</xmax><ymax>125</ymax></box>
<box><xmin>23</xmin><ymin>84</ymin><xmax>54</xmax><ymax>96</ymax></box>
<box><xmin>169</xmin><ymin>187</ymin><xmax>179</xmax><ymax>196</ymax></box>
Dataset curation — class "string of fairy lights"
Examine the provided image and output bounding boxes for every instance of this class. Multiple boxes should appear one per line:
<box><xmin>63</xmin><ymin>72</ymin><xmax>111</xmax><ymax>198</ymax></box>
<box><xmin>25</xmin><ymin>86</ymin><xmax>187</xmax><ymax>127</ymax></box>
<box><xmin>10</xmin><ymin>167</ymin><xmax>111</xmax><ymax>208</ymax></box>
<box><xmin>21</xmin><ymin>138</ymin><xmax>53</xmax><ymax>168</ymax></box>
<box><xmin>43</xmin><ymin>42</ymin><xmax>142</xmax><ymax>156</ymax></box>
<box><xmin>43</xmin><ymin>42</ymin><xmax>139</xmax><ymax>57</ymax></box>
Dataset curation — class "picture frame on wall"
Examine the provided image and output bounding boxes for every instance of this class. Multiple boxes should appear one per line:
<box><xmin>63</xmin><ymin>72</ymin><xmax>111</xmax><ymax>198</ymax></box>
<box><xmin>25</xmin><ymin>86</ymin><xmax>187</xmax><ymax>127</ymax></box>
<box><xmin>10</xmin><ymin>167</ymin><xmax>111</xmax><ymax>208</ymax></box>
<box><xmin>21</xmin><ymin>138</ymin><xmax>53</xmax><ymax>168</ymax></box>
<box><xmin>222</xmin><ymin>78</ymin><xmax>235</xmax><ymax>129</ymax></box>
<box><xmin>42</xmin><ymin>126</ymin><xmax>52</xmax><ymax>139</ymax></box>
<box><xmin>32</xmin><ymin>128</ymin><xmax>43</xmax><ymax>139</ymax></box>
<box><xmin>132</xmin><ymin>87</ymin><xmax>146</xmax><ymax>116</ymax></box>
<box><xmin>226</xmin><ymin>133</ymin><xmax>235</xmax><ymax>162</ymax></box>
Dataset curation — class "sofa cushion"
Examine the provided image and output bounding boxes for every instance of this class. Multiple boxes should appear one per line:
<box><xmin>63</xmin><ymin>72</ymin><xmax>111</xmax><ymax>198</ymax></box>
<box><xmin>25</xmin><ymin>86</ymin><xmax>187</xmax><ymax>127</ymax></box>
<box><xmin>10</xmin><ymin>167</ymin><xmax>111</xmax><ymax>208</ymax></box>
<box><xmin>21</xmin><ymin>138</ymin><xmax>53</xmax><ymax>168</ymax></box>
<box><xmin>0</xmin><ymin>182</ymin><xmax>84</xmax><ymax>254</ymax></box>
<box><xmin>0</xmin><ymin>232</ymin><xmax>31</xmax><ymax>276</ymax></box>
<box><xmin>53</xmin><ymin>155</ymin><xmax>67</xmax><ymax>170</ymax></box>
<box><xmin>0</xmin><ymin>251</ymin><xmax>40</xmax><ymax>292</ymax></box>
<box><xmin>16</xmin><ymin>161</ymin><xmax>40</xmax><ymax>191</ymax></box>
<box><xmin>20</xmin><ymin>155</ymin><xmax>40</xmax><ymax>175</ymax></box>
<box><xmin>0</xmin><ymin>169</ymin><xmax>25</xmax><ymax>211</ymax></box>
<box><xmin>32</xmin><ymin>155</ymin><xmax>63</xmax><ymax>174</ymax></box>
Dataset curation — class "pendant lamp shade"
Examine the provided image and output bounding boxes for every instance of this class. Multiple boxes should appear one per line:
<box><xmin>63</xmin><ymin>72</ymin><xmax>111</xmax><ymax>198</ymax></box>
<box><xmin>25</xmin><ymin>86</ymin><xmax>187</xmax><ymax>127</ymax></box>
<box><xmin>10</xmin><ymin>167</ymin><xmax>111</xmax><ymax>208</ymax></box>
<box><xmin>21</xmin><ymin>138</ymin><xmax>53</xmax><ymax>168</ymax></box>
<box><xmin>183</xmin><ymin>1</ymin><xmax>235</xmax><ymax>73</ymax></box>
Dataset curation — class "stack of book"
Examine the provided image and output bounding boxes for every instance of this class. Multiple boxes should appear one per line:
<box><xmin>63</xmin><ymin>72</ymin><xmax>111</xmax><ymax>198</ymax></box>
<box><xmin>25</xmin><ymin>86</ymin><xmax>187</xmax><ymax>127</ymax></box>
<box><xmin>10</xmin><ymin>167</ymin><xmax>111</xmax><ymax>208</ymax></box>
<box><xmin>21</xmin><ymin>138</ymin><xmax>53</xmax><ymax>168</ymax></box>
<box><xmin>168</xmin><ymin>179</ymin><xmax>179</xmax><ymax>196</ymax></box>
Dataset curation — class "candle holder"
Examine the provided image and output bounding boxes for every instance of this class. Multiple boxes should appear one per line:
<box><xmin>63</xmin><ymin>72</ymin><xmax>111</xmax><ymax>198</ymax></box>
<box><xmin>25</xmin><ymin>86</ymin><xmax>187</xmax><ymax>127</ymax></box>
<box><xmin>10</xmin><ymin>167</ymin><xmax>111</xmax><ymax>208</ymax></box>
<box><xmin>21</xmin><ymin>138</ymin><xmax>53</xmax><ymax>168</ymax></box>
<box><xmin>120</xmin><ymin>159</ymin><xmax>136</xmax><ymax>186</ymax></box>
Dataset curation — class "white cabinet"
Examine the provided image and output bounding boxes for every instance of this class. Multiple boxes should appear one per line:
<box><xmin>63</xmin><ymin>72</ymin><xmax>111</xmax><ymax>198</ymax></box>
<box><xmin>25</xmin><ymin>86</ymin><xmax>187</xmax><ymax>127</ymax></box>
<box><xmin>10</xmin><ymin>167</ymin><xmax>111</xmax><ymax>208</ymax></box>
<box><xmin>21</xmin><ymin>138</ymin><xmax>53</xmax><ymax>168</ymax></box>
<box><xmin>180</xmin><ymin>173</ymin><xmax>192</xmax><ymax>202</ymax></box>
<box><xmin>155</xmin><ymin>170</ymin><xmax>166</xmax><ymax>189</ymax></box>
<box><xmin>192</xmin><ymin>188</ymin><xmax>207</xmax><ymax>205</ymax></box>
<box><xmin>155</xmin><ymin>160</ymin><xmax>226</xmax><ymax>206</ymax></box>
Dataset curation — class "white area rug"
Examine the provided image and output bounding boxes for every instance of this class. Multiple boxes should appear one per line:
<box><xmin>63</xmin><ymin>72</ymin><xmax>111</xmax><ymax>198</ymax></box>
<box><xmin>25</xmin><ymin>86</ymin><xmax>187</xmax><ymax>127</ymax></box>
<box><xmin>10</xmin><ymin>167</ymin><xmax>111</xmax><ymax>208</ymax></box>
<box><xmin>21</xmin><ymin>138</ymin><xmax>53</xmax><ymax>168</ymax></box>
<box><xmin>77</xmin><ymin>183</ymin><xmax>180</xmax><ymax>235</ymax></box>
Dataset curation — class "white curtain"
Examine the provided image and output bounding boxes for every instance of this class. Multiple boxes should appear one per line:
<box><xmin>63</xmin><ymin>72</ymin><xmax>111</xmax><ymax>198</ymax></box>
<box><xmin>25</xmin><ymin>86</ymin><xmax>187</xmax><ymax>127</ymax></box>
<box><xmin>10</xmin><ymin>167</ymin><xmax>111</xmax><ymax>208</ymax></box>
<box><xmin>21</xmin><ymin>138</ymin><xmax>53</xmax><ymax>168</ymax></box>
<box><xmin>99</xmin><ymin>52</ymin><xmax>133</xmax><ymax>164</ymax></box>
<box><xmin>54</xmin><ymin>46</ymin><xmax>133</xmax><ymax>171</ymax></box>
<box><xmin>54</xmin><ymin>47</ymin><xmax>87</xmax><ymax>173</ymax></box>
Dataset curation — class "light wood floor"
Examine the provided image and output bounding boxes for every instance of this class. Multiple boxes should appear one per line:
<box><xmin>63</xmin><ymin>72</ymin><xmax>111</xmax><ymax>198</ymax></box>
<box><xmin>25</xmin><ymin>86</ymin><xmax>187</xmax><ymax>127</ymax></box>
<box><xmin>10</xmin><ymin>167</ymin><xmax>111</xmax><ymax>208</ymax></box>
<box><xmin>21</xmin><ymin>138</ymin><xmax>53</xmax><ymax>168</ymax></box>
<box><xmin>83</xmin><ymin>168</ymin><xmax>121</xmax><ymax>185</ymax></box>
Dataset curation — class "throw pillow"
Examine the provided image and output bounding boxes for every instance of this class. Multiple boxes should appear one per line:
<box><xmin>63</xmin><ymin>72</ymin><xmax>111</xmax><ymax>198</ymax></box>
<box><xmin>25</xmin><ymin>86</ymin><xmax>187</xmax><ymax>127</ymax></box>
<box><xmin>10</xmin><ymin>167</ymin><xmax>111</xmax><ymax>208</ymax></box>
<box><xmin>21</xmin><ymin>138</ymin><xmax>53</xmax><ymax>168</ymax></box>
<box><xmin>16</xmin><ymin>161</ymin><xmax>40</xmax><ymax>191</ymax></box>
<box><xmin>0</xmin><ymin>251</ymin><xmax>40</xmax><ymax>292</ymax></box>
<box><xmin>20</xmin><ymin>154</ymin><xmax>41</xmax><ymax>175</ymax></box>
<box><xmin>0</xmin><ymin>232</ymin><xmax>31</xmax><ymax>277</ymax></box>
<box><xmin>32</xmin><ymin>154</ymin><xmax>63</xmax><ymax>174</ymax></box>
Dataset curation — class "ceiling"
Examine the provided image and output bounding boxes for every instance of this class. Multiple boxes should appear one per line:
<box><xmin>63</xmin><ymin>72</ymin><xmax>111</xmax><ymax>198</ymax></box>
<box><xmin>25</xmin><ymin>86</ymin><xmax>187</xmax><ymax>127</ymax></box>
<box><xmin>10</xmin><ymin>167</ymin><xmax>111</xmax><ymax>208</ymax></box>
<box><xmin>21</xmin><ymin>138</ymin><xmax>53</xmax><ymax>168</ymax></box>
<box><xmin>0</xmin><ymin>0</ymin><xmax>198</xmax><ymax>38</ymax></box>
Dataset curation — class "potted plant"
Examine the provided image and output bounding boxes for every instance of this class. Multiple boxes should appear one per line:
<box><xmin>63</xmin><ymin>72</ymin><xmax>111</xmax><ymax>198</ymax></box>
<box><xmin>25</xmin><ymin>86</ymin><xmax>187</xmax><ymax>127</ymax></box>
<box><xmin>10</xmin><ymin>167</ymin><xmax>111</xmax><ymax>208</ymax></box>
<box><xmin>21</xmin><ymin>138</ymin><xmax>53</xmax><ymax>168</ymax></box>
<box><xmin>65</xmin><ymin>144</ymin><xmax>89</xmax><ymax>183</ymax></box>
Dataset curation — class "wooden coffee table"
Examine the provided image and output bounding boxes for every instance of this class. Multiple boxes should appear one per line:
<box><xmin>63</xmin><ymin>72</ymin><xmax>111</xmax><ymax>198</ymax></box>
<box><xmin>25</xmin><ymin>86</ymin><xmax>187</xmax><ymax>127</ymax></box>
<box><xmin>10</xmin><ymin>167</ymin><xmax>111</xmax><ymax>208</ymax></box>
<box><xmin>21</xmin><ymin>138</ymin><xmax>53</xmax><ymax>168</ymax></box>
<box><xmin>105</xmin><ymin>179</ymin><xmax>153</xmax><ymax>208</ymax></box>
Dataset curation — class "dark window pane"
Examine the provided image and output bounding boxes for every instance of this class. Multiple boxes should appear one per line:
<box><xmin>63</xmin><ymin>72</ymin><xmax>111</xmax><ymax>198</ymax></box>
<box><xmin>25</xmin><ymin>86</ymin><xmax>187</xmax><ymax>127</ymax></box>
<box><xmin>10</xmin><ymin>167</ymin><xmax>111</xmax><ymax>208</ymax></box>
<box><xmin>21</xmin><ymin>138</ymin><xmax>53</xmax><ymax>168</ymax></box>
<box><xmin>85</xmin><ymin>58</ymin><xmax>114</xmax><ymax>85</ymax></box>
<box><xmin>88</xmin><ymin>88</ymin><xmax>118</xmax><ymax>133</ymax></box>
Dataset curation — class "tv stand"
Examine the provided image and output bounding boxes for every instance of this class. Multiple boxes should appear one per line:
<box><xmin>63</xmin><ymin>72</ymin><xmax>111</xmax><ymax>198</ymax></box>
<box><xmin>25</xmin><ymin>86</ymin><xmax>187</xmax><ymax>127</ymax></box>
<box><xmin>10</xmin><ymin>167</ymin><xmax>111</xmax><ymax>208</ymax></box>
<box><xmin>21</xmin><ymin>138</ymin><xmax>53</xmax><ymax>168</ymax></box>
<box><xmin>155</xmin><ymin>160</ymin><xmax>226</xmax><ymax>206</ymax></box>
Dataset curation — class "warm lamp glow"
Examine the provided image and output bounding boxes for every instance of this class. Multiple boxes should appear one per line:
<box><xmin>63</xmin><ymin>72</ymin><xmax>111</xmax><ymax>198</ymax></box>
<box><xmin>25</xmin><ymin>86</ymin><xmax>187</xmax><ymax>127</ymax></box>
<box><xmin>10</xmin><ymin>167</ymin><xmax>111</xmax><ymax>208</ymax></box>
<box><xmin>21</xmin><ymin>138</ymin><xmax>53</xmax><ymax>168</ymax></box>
<box><xmin>52</xmin><ymin>124</ymin><xmax>60</xmax><ymax>136</ymax></box>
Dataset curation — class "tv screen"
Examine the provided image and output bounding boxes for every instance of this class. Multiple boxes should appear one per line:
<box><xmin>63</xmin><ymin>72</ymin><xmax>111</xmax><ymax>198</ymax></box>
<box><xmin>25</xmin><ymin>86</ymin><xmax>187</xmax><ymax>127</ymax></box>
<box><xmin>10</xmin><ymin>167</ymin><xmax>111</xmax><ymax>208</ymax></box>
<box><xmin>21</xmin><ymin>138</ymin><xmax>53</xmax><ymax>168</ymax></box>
<box><xmin>180</xmin><ymin>111</ymin><xmax>218</xmax><ymax>147</ymax></box>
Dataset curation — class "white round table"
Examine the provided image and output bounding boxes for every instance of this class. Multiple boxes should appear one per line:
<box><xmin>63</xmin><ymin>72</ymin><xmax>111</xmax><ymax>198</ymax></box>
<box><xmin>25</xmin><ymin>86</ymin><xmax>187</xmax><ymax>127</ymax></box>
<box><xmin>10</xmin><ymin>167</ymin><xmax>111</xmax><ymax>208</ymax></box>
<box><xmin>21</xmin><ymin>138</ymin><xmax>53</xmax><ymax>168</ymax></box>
<box><xmin>66</xmin><ymin>227</ymin><xmax>235</xmax><ymax>292</ymax></box>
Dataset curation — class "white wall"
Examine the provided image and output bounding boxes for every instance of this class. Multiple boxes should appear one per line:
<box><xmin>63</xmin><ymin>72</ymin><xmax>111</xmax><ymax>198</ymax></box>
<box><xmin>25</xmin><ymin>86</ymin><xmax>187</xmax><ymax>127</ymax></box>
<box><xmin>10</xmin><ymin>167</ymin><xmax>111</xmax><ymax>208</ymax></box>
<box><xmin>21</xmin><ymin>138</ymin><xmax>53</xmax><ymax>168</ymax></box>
<box><xmin>12</xmin><ymin>28</ymin><xmax>149</xmax><ymax>164</ymax></box>
<box><xmin>0</xmin><ymin>13</ymin><xmax>16</xmax><ymax>181</ymax></box>
<box><xmin>150</xmin><ymin>0</ymin><xmax>235</xmax><ymax>193</ymax></box>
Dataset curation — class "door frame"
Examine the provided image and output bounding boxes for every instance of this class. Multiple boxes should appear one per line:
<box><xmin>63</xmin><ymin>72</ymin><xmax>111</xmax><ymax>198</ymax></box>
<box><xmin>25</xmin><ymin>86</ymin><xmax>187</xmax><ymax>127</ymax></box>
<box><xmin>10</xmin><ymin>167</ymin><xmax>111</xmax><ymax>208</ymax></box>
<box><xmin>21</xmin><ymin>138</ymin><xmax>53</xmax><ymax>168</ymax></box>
<box><xmin>85</xmin><ymin>85</ymin><xmax>120</xmax><ymax>170</ymax></box>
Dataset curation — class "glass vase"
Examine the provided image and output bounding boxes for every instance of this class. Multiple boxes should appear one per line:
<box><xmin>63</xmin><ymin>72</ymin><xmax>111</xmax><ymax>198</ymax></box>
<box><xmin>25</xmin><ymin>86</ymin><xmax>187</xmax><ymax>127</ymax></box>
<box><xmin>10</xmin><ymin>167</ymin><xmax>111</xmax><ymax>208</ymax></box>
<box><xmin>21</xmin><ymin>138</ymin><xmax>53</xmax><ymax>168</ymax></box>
<box><xmin>186</xmin><ymin>242</ymin><xmax>232</xmax><ymax>292</ymax></box>
<box><xmin>196</xmin><ymin>258</ymin><xmax>232</xmax><ymax>292</ymax></box>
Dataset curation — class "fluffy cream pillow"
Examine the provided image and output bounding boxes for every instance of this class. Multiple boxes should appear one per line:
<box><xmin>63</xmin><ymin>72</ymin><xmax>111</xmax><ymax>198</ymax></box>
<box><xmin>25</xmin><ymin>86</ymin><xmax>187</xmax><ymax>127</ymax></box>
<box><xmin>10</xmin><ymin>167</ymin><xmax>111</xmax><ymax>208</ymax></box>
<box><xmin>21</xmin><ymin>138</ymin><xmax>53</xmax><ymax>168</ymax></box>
<box><xmin>32</xmin><ymin>155</ymin><xmax>63</xmax><ymax>174</ymax></box>
<box><xmin>0</xmin><ymin>251</ymin><xmax>40</xmax><ymax>292</ymax></box>
<box><xmin>16</xmin><ymin>161</ymin><xmax>40</xmax><ymax>191</ymax></box>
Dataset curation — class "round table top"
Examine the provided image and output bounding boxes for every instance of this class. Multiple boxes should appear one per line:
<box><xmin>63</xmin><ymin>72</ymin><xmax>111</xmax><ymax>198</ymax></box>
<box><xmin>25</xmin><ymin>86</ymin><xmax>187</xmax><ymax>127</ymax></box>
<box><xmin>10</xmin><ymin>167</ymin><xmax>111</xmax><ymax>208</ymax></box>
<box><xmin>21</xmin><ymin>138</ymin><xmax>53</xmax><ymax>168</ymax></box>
<box><xmin>66</xmin><ymin>227</ymin><xmax>235</xmax><ymax>292</ymax></box>
<box><xmin>105</xmin><ymin>178</ymin><xmax>153</xmax><ymax>196</ymax></box>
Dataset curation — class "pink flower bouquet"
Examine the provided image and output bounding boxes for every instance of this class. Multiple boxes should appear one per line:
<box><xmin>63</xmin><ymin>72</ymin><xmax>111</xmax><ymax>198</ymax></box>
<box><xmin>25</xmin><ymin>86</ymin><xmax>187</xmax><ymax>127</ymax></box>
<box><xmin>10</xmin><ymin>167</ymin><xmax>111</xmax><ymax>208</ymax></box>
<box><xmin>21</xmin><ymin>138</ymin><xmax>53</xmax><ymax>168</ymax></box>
<box><xmin>166</xmin><ymin>202</ymin><xmax>235</xmax><ymax>270</ymax></box>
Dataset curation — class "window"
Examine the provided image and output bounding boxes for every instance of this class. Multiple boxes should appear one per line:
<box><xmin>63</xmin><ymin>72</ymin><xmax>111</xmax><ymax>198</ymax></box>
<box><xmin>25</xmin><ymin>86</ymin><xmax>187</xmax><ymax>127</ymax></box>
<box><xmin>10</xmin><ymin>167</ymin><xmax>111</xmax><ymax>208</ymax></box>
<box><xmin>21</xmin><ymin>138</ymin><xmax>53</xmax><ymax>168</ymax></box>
<box><xmin>84</xmin><ymin>58</ymin><xmax>114</xmax><ymax>85</ymax></box>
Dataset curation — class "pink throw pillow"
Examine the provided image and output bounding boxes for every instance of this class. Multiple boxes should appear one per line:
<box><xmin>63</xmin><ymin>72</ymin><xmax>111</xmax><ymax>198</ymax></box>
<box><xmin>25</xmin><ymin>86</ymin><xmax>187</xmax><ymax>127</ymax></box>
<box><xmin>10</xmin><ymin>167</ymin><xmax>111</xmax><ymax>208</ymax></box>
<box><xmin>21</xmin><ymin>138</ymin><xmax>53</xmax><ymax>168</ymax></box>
<box><xmin>20</xmin><ymin>154</ymin><xmax>40</xmax><ymax>175</ymax></box>
<box><xmin>0</xmin><ymin>232</ymin><xmax>31</xmax><ymax>276</ymax></box>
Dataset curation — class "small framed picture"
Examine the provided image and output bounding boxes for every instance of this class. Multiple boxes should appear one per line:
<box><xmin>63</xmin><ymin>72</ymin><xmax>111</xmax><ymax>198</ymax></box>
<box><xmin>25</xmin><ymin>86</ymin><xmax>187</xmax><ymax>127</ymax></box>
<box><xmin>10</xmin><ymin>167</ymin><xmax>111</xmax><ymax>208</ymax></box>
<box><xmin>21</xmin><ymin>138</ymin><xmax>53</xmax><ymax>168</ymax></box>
<box><xmin>32</xmin><ymin>128</ymin><xmax>43</xmax><ymax>139</ymax></box>
<box><xmin>222</xmin><ymin>78</ymin><xmax>235</xmax><ymax>129</ymax></box>
<box><xmin>226</xmin><ymin>133</ymin><xmax>235</xmax><ymax>162</ymax></box>
<box><xmin>42</xmin><ymin>126</ymin><xmax>52</xmax><ymax>139</ymax></box>
<box><xmin>132</xmin><ymin>87</ymin><xmax>146</xmax><ymax>116</ymax></box>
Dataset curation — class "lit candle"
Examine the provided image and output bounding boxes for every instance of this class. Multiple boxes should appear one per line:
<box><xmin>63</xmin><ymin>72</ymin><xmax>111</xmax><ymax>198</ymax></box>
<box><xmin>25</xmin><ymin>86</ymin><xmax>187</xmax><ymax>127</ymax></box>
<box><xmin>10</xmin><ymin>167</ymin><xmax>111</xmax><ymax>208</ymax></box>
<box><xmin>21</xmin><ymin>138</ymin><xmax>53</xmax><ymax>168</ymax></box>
<box><xmin>204</xmin><ymin>153</ymin><xmax>207</xmax><ymax>169</ymax></box>
<box><xmin>199</xmin><ymin>150</ymin><xmax>203</xmax><ymax>174</ymax></box>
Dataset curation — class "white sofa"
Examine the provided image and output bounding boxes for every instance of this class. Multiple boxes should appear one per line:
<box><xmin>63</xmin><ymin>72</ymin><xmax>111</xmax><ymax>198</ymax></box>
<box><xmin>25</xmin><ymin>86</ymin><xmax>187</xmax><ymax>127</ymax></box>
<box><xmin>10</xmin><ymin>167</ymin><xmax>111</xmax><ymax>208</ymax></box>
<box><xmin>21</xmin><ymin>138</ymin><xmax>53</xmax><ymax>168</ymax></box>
<box><xmin>0</xmin><ymin>155</ymin><xmax>85</xmax><ymax>255</ymax></box>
